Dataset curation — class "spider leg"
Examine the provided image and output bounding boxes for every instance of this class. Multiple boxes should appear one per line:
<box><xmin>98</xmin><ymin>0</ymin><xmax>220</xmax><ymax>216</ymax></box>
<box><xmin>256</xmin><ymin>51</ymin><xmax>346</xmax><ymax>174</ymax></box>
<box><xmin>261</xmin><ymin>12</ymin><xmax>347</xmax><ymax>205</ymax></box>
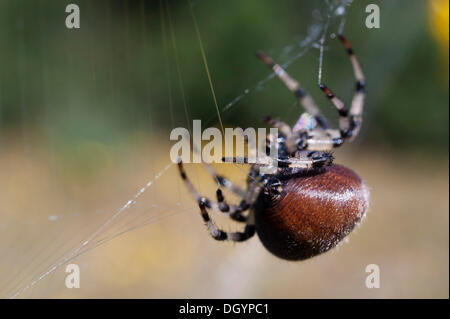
<box><xmin>223</xmin><ymin>151</ymin><xmax>333</xmax><ymax>170</ymax></box>
<box><xmin>277</xmin><ymin>150</ymin><xmax>334</xmax><ymax>169</ymax></box>
<box><xmin>188</xmin><ymin>134</ymin><xmax>247</xmax><ymax>198</ymax></box>
<box><xmin>262</xmin><ymin>116</ymin><xmax>292</xmax><ymax>137</ymax></box>
<box><xmin>215</xmin><ymin>188</ymin><xmax>249</xmax><ymax>222</ymax></box>
<box><xmin>319</xmin><ymin>84</ymin><xmax>350</xmax><ymax>139</ymax></box>
<box><xmin>303</xmin><ymin>128</ymin><xmax>343</xmax><ymax>151</ymax></box>
<box><xmin>222</xmin><ymin>156</ymin><xmax>272</xmax><ymax>165</ymax></box>
<box><xmin>177</xmin><ymin>161</ymin><xmax>256</xmax><ymax>241</ymax></box>
<box><xmin>340</xmin><ymin>34</ymin><xmax>365</xmax><ymax>141</ymax></box>
<box><xmin>256</xmin><ymin>50</ymin><xmax>328</xmax><ymax>129</ymax></box>
<box><xmin>199</xmin><ymin>199</ymin><xmax>256</xmax><ymax>242</ymax></box>
<box><xmin>319</xmin><ymin>35</ymin><xmax>365</xmax><ymax>142</ymax></box>
<box><xmin>201</xmin><ymin>162</ymin><xmax>246</xmax><ymax>198</ymax></box>
<box><xmin>177</xmin><ymin>161</ymin><xmax>250</xmax><ymax>222</ymax></box>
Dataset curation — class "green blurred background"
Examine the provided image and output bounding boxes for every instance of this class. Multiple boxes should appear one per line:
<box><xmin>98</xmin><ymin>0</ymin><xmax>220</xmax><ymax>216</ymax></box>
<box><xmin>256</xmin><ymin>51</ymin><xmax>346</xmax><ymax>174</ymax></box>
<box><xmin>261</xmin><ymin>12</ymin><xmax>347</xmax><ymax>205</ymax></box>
<box><xmin>0</xmin><ymin>0</ymin><xmax>448</xmax><ymax>298</ymax></box>
<box><xmin>0</xmin><ymin>0</ymin><xmax>448</xmax><ymax>151</ymax></box>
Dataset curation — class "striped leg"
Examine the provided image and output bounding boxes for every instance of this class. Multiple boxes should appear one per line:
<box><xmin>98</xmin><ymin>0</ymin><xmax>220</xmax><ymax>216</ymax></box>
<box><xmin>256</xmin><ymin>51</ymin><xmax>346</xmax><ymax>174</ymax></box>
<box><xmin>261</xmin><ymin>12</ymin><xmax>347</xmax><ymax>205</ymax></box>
<box><xmin>222</xmin><ymin>156</ymin><xmax>273</xmax><ymax>165</ymax></box>
<box><xmin>340</xmin><ymin>34</ymin><xmax>366</xmax><ymax>141</ymax></box>
<box><xmin>216</xmin><ymin>188</ymin><xmax>248</xmax><ymax>222</ymax></box>
<box><xmin>189</xmin><ymin>135</ymin><xmax>247</xmax><ymax>198</ymax></box>
<box><xmin>199</xmin><ymin>198</ymin><xmax>255</xmax><ymax>242</ymax></box>
<box><xmin>256</xmin><ymin>51</ymin><xmax>328</xmax><ymax>129</ymax></box>
<box><xmin>262</xmin><ymin>116</ymin><xmax>301</xmax><ymax>155</ymax></box>
<box><xmin>319</xmin><ymin>35</ymin><xmax>365</xmax><ymax>142</ymax></box>
<box><xmin>202</xmin><ymin>162</ymin><xmax>246</xmax><ymax>198</ymax></box>
<box><xmin>178</xmin><ymin>161</ymin><xmax>249</xmax><ymax>222</ymax></box>
<box><xmin>319</xmin><ymin>84</ymin><xmax>350</xmax><ymax>139</ymax></box>
<box><xmin>223</xmin><ymin>151</ymin><xmax>333</xmax><ymax>170</ymax></box>
<box><xmin>277</xmin><ymin>150</ymin><xmax>334</xmax><ymax>169</ymax></box>
<box><xmin>262</xmin><ymin>116</ymin><xmax>292</xmax><ymax>137</ymax></box>
<box><xmin>304</xmin><ymin>128</ymin><xmax>344</xmax><ymax>150</ymax></box>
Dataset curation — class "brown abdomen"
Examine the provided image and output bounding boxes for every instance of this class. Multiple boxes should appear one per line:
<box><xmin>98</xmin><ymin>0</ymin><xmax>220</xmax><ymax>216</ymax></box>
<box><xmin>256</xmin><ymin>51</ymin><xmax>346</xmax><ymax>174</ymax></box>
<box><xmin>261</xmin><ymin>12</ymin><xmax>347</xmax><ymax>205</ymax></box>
<box><xmin>255</xmin><ymin>164</ymin><xmax>369</xmax><ymax>261</ymax></box>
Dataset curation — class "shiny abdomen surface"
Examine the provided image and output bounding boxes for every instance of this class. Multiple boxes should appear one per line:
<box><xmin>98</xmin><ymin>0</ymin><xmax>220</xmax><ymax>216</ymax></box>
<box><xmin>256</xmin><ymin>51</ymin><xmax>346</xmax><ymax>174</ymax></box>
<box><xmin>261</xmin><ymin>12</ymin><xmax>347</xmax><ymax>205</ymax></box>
<box><xmin>255</xmin><ymin>164</ymin><xmax>369</xmax><ymax>260</ymax></box>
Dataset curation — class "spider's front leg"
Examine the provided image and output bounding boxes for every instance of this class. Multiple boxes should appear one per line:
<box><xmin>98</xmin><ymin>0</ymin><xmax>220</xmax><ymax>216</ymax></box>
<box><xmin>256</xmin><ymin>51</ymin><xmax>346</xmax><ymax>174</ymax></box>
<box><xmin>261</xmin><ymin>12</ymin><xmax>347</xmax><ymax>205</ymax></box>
<box><xmin>319</xmin><ymin>35</ymin><xmax>366</xmax><ymax>143</ymax></box>
<box><xmin>223</xmin><ymin>150</ymin><xmax>333</xmax><ymax>170</ymax></box>
<box><xmin>256</xmin><ymin>51</ymin><xmax>328</xmax><ymax>129</ymax></box>
<box><xmin>277</xmin><ymin>150</ymin><xmax>334</xmax><ymax>169</ymax></box>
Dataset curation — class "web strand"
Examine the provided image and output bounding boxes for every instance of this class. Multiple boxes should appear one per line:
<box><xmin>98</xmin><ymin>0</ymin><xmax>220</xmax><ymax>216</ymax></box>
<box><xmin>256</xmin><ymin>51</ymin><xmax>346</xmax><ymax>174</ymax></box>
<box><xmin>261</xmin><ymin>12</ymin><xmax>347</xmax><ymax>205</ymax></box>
<box><xmin>188</xmin><ymin>0</ymin><xmax>224</xmax><ymax>135</ymax></box>
<box><xmin>9</xmin><ymin>163</ymin><xmax>174</xmax><ymax>298</ymax></box>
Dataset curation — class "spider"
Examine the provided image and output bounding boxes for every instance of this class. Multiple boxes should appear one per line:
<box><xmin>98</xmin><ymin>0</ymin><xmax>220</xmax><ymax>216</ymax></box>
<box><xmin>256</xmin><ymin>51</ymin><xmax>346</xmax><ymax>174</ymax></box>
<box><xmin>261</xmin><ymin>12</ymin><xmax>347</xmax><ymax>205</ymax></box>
<box><xmin>177</xmin><ymin>35</ymin><xmax>369</xmax><ymax>261</ymax></box>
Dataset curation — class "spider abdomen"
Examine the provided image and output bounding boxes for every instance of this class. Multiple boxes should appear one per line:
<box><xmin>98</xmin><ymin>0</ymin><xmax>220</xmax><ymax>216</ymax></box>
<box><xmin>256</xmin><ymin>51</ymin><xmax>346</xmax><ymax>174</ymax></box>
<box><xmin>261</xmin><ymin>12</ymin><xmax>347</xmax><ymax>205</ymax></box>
<box><xmin>254</xmin><ymin>164</ymin><xmax>369</xmax><ymax>261</ymax></box>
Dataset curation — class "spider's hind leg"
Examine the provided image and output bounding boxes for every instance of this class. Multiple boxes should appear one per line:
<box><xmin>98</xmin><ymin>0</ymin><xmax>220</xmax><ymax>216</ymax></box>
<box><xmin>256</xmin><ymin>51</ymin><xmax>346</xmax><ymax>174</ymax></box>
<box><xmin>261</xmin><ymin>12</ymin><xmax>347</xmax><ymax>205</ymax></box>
<box><xmin>199</xmin><ymin>198</ymin><xmax>255</xmax><ymax>242</ymax></box>
<box><xmin>202</xmin><ymin>162</ymin><xmax>246</xmax><ymax>198</ymax></box>
<box><xmin>189</xmin><ymin>137</ymin><xmax>246</xmax><ymax>198</ymax></box>
<box><xmin>177</xmin><ymin>160</ymin><xmax>255</xmax><ymax>242</ymax></box>
<box><xmin>177</xmin><ymin>161</ymin><xmax>250</xmax><ymax>223</ymax></box>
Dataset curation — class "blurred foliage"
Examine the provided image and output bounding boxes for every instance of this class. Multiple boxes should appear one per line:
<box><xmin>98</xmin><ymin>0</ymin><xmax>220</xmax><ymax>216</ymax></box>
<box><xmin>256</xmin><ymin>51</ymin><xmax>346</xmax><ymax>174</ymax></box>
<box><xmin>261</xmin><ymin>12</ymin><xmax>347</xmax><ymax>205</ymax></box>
<box><xmin>0</xmin><ymin>0</ymin><xmax>448</xmax><ymax>153</ymax></box>
<box><xmin>430</xmin><ymin>0</ymin><xmax>449</xmax><ymax>57</ymax></box>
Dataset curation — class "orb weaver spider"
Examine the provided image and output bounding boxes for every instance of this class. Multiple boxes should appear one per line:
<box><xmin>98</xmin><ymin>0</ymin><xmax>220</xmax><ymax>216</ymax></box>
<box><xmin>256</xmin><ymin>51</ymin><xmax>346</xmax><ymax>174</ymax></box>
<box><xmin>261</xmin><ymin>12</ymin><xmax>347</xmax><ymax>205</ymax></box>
<box><xmin>178</xmin><ymin>35</ymin><xmax>369</xmax><ymax>260</ymax></box>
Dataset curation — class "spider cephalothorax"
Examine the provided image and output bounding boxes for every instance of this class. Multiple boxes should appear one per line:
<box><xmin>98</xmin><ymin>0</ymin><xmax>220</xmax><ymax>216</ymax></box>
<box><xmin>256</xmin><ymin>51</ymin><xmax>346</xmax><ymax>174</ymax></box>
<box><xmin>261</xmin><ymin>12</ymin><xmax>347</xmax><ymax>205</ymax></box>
<box><xmin>178</xmin><ymin>35</ymin><xmax>369</xmax><ymax>261</ymax></box>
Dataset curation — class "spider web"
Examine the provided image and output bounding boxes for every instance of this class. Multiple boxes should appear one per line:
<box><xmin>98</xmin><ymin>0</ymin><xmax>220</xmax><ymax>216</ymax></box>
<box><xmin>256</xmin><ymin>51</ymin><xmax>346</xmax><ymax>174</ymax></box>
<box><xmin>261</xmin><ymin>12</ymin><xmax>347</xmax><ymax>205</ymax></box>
<box><xmin>1</xmin><ymin>0</ymin><xmax>353</xmax><ymax>298</ymax></box>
